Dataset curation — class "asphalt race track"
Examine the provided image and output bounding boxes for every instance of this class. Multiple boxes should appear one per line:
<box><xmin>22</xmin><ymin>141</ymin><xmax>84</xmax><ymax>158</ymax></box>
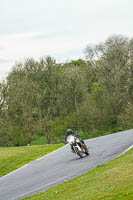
<box><xmin>0</xmin><ymin>130</ymin><xmax>133</xmax><ymax>200</ymax></box>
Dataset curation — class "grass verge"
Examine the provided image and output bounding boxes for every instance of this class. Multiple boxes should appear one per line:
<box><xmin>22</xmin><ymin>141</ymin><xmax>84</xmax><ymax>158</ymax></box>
<box><xmin>23</xmin><ymin>148</ymin><xmax>133</xmax><ymax>200</ymax></box>
<box><xmin>0</xmin><ymin>144</ymin><xmax>64</xmax><ymax>177</ymax></box>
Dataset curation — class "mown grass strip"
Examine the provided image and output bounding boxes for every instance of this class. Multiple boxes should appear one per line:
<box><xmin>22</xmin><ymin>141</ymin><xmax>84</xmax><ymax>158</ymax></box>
<box><xmin>0</xmin><ymin>144</ymin><xmax>64</xmax><ymax>177</ymax></box>
<box><xmin>23</xmin><ymin>148</ymin><xmax>133</xmax><ymax>200</ymax></box>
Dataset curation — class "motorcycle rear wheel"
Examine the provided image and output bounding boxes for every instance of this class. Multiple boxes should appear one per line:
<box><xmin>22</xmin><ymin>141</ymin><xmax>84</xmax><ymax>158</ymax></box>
<box><xmin>85</xmin><ymin>151</ymin><xmax>89</xmax><ymax>156</ymax></box>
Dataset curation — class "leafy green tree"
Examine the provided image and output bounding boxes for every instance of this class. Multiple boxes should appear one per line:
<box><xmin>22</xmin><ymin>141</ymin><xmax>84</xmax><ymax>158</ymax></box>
<box><xmin>85</xmin><ymin>35</ymin><xmax>133</xmax><ymax>115</ymax></box>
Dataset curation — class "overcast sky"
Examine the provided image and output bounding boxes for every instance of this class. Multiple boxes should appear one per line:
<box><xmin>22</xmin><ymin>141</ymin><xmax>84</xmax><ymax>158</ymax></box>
<box><xmin>0</xmin><ymin>0</ymin><xmax>133</xmax><ymax>79</ymax></box>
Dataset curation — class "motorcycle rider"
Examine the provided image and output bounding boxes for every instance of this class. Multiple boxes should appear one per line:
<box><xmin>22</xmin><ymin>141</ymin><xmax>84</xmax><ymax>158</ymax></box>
<box><xmin>65</xmin><ymin>129</ymin><xmax>87</xmax><ymax>152</ymax></box>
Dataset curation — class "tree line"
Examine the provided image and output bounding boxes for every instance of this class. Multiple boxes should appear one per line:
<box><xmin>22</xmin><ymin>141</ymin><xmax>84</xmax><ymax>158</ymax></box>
<box><xmin>0</xmin><ymin>34</ymin><xmax>133</xmax><ymax>146</ymax></box>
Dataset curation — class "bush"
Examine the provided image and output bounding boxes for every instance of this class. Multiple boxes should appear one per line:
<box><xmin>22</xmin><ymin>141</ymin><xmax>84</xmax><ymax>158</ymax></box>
<box><xmin>31</xmin><ymin>135</ymin><xmax>46</xmax><ymax>145</ymax></box>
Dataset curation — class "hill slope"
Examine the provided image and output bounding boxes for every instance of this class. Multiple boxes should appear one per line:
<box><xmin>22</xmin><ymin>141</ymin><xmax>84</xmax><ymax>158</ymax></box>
<box><xmin>23</xmin><ymin>148</ymin><xmax>133</xmax><ymax>200</ymax></box>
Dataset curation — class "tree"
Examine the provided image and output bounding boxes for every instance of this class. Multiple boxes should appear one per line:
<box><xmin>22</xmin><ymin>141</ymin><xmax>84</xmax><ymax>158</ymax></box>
<box><xmin>0</xmin><ymin>82</ymin><xmax>8</xmax><ymax>112</ymax></box>
<box><xmin>85</xmin><ymin>35</ymin><xmax>133</xmax><ymax>114</ymax></box>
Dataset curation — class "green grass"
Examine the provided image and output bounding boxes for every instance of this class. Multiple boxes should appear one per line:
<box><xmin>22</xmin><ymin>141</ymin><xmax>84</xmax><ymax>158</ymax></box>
<box><xmin>23</xmin><ymin>148</ymin><xmax>133</xmax><ymax>200</ymax></box>
<box><xmin>0</xmin><ymin>144</ymin><xmax>64</xmax><ymax>177</ymax></box>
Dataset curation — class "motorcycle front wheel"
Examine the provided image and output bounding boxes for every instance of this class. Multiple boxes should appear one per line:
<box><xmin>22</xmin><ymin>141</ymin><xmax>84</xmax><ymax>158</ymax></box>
<box><xmin>75</xmin><ymin>147</ymin><xmax>84</xmax><ymax>158</ymax></box>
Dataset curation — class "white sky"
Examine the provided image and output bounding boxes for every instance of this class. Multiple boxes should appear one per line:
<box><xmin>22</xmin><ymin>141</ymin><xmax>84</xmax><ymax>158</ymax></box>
<box><xmin>0</xmin><ymin>0</ymin><xmax>133</xmax><ymax>79</ymax></box>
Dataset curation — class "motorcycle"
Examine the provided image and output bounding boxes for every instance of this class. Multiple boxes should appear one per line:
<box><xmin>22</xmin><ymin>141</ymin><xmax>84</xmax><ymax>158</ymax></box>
<box><xmin>67</xmin><ymin>135</ymin><xmax>89</xmax><ymax>158</ymax></box>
